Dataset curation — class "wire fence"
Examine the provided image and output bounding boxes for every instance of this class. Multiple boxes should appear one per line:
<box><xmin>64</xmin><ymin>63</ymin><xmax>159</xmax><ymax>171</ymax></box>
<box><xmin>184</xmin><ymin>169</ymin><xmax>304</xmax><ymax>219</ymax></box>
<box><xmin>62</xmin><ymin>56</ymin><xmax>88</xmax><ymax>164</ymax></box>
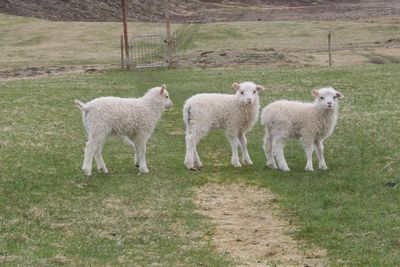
<box><xmin>129</xmin><ymin>34</ymin><xmax>168</xmax><ymax>68</ymax></box>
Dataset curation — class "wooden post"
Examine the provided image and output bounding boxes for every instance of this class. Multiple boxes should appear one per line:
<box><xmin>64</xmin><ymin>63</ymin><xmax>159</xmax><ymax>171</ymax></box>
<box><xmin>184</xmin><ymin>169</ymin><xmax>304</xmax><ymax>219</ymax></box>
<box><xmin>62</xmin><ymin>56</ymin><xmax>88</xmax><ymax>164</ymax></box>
<box><xmin>165</xmin><ymin>0</ymin><xmax>173</xmax><ymax>67</ymax></box>
<box><xmin>121</xmin><ymin>0</ymin><xmax>131</xmax><ymax>69</ymax></box>
<box><xmin>328</xmin><ymin>32</ymin><xmax>332</xmax><ymax>67</ymax></box>
<box><xmin>120</xmin><ymin>34</ymin><xmax>124</xmax><ymax>69</ymax></box>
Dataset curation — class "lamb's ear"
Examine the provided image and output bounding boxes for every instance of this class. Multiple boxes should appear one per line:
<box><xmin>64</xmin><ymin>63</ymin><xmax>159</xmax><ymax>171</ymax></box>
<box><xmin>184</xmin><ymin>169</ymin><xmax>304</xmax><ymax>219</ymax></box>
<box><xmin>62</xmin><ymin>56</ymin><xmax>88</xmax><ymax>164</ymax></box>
<box><xmin>232</xmin><ymin>83</ymin><xmax>241</xmax><ymax>91</ymax></box>
<box><xmin>160</xmin><ymin>84</ymin><xmax>166</xmax><ymax>95</ymax></box>
<box><xmin>311</xmin><ymin>89</ymin><xmax>319</xmax><ymax>97</ymax></box>
<box><xmin>336</xmin><ymin>90</ymin><xmax>344</xmax><ymax>99</ymax></box>
<box><xmin>256</xmin><ymin>85</ymin><xmax>265</xmax><ymax>91</ymax></box>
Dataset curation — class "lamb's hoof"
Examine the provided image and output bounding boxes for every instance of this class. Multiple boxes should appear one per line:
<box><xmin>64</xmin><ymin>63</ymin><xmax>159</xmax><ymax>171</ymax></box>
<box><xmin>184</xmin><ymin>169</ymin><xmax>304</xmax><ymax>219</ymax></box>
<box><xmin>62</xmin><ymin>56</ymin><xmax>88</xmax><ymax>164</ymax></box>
<box><xmin>184</xmin><ymin>161</ymin><xmax>195</xmax><ymax>170</ymax></box>
<box><xmin>139</xmin><ymin>167</ymin><xmax>149</xmax><ymax>173</ymax></box>
<box><xmin>194</xmin><ymin>162</ymin><xmax>203</xmax><ymax>169</ymax></box>
<box><xmin>82</xmin><ymin>168</ymin><xmax>92</xmax><ymax>176</ymax></box>
<box><xmin>232</xmin><ymin>162</ymin><xmax>242</xmax><ymax>168</ymax></box>
<box><xmin>319</xmin><ymin>165</ymin><xmax>328</xmax><ymax>171</ymax></box>
<box><xmin>189</xmin><ymin>167</ymin><xmax>200</xmax><ymax>171</ymax></box>
<box><xmin>243</xmin><ymin>159</ymin><xmax>253</xmax><ymax>166</ymax></box>
<box><xmin>280</xmin><ymin>166</ymin><xmax>291</xmax><ymax>172</ymax></box>
<box><xmin>135</xmin><ymin>164</ymin><xmax>139</xmax><ymax>168</ymax></box>
<box><xmin>98</xmin><ymin>167</ymin><xmax>109</xmax><ymax>174</ymax></box>
<box><xmin>305</xmin><ymin>166</ymin><xmax>314</xmax><ymax>172</ymax></box>
<box><xmin>266</xmin><ymin>163</ymin><xmax>277</xmax><ymax>169</ymax></box>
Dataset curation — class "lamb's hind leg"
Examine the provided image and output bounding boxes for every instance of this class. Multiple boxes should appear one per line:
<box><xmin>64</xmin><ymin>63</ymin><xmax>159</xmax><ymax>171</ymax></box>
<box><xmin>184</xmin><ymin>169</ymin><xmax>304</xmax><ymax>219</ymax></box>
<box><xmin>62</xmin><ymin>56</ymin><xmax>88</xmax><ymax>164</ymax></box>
<box><xmin>94</xmin><ymin>142</ymin><xmax>108</xmax><ymax>174</ymax></box>
<box><xmin>83</xmin><ymin>135</ymin><xmax>105</xmax><ymax>176</ymax></box>
<box><xmin>184</xmin><ymin>130</ymin><xmax>205</xmax><ymax>170</ymax></box>
<box><xmin>193</xmin><ymin>146</ymin><xmax>203</xmax><ymax>169</ymax></box>
<box><xmin>272</xmin><ymin>133</ymin><xmax>290</xmax><ymax>171</ymax></box>
<box><xmin>263</xmin><ymin>129</ymin><xmax>277</xmax><ymax>169</ymax></box>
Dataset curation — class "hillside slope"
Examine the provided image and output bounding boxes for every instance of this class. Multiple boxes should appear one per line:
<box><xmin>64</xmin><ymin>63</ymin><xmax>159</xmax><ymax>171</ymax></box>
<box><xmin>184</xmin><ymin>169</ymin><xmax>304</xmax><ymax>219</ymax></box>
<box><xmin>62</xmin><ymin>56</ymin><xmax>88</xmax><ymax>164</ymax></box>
<box><xmin>1</xmin><ymin>0</ymin><xmax>400</xmax><ymax>22</ymax></box>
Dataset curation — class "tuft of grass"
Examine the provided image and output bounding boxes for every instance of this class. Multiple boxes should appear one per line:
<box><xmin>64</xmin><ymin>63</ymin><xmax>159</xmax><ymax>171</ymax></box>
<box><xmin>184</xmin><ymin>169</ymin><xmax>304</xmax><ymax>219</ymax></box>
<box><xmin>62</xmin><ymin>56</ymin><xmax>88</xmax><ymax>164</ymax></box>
<box><xmin>175</xmin><ymin>24</ymin><xmax>201</xmax><ymax>51</ymax></box>
<box><xmin>0</xmin><ymin>64</ymin><xmax>400</xmax><ymax>265</ymax></box>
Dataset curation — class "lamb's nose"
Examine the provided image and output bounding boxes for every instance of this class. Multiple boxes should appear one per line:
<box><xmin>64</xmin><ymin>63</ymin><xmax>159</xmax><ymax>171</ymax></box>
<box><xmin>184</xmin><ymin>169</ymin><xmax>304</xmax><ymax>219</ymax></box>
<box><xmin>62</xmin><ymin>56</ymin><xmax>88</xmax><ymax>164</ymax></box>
<box><xmin>327</xmin><ymin>101</ymin><xmax>332</xmax><ymax>105</ymax></box>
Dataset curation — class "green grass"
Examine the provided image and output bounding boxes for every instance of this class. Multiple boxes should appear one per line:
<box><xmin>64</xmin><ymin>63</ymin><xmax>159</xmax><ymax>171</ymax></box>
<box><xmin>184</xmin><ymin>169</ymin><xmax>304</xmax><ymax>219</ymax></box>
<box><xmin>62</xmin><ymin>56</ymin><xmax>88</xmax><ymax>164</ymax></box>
<box><xmin>1</xmin><ymin>64</ymin><xmax>400</xmax><ymax>265</ymax></box>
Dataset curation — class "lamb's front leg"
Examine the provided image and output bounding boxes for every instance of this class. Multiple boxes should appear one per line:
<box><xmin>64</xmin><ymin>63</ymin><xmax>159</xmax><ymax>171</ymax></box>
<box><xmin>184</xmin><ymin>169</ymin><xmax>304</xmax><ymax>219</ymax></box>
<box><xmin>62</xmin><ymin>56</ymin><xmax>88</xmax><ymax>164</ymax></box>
<box><xmin>123</xmin><ymin>136</ymin><xmax>139</xmax><ymax>167</ymax></box>
<box><xmin>314</xmin><ymin>140</ymin><xmax>327</xmax><ymax>170</ymax></box>
<box><xmin>263</xmin><ymin>130</ymin><xmax>277</xmax><ymax>169</ymax></box>
<box><xmin>238</xmin><ymin>133</ymin><xmax>253</xmax><ymax>165</ymax></box>
<box><xmin>303</xmin><ymin>140</ymin><xmax>314</xmax><ymax>172</ymax></box>
<box><xmin>134</xmin><ymin>136</ymin><xmax>149</xmax><ymax>173</ymax></box>
<box><xmin>227</xmin><ymin>135</ymin><xmax>241</xmax><ymax>167</ymax></box>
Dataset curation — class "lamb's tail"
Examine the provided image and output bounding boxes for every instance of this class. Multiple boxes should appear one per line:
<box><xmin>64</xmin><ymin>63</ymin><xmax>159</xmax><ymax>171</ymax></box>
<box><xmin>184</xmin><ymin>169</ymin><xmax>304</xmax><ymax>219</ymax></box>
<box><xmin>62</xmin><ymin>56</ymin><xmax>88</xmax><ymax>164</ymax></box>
<box><xmin>74</xmin><ymin>99</ymin><xmax>89</xmax><ymax>133</ymax></box>
<box><xmin>260</xmin><ymin>107</ymin><xmax>267</xmax><ymax>127</ymax></box>
<box><xmin>183</xmin><ymin>104</ymin><xmax>192</xmax><ymax>135</ymax></box>
<box><xmin>74</xmin><ymin>99</ymin><xmax>87</xmax><ymax>112</ymax></box>
<box><xmin>183</xmin><ymin>104</ymin><xmax>191</xmax><ymax>127</ymax></box>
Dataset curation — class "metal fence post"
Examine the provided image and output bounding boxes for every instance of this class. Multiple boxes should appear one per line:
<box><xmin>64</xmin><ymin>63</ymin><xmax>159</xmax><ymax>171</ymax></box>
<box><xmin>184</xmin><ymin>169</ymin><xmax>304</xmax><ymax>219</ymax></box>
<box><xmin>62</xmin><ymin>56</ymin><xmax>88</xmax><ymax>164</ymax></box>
<box><xmin>165</xmin><ymin>0</ymin><xmax>173</xmax><ymax>67</ymax></box>
<box><xmin>121</xmin><ymin>0</ymin><xmax>131</xmax><ymax>69</ymax></box>
<box><xmin>328</xmin><ymin>32</ymin><xmax>332</xmax><ymax>67</ymax></box>
<box><xmin>120</xmin><ymin>34</ymin><xmax>124</xmax><ymax>69</ymax></box>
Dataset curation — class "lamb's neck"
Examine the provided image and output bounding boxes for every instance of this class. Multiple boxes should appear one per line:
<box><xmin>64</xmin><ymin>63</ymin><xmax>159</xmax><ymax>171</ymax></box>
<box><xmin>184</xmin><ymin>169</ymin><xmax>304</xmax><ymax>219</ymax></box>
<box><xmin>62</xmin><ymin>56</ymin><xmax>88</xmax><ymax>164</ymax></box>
<box><xmin>315</xmin><ymin>106</ymin><xmax>338</xmax><ymax>132</ymax></box>
<box><xmin>317</xmin><ymin>107</ymin><xmax>338</xmax><ymax>118</ymax></box>
<box><xmin>142</xmin><ymin>97</ymin><xmax>165</xmax><ymax>115</ymax></box>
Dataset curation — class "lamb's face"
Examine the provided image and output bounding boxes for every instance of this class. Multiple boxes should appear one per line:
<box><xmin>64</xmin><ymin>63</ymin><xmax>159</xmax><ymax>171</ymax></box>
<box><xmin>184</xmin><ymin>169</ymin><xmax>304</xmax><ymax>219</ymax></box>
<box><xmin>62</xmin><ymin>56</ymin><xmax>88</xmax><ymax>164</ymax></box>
<box><xmin>312</xmin><ymin>87</ymin><xmax>344</xmax><ymax>110</ymax></box>
<box><xmin>232</xmin><ymin>82</ymin><xmax>264</xmax><ymax>105</ymax></box>
<box><xmin>159</xmin><ymin>84</ymin><xmax>173</xmax><ymax>109</ymax></box>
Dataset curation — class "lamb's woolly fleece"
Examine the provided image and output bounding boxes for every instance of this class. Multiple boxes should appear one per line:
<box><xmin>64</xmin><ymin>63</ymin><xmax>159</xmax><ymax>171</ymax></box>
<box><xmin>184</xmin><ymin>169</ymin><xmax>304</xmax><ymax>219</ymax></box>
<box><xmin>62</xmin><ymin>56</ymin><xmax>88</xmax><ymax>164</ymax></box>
<box><xmin>184</xmin><ymin>93</ymin><xmax>259</xmax><ymax>136</ymax></box>
<box><xmin>76</xmin><ymin>87</ymin><xmax>171</xmax><ymax>138</ymax></box>
<box><xmin>183</xmin><ymin>81</ymin><xmax>264</xmax><ymax>169</ymax></box>
<box><xmin>261</xmin><ymin>87</ymin><xmax>343</xmax><ymax>171</ymax></box>
<box><xmin>75</xmin><ymin>85</ymin><xmax>172</xmax><ymax>175</ymax></box>
<box><xmin>261</xmin><ymin>101</ymin><xmax>338</xmax><ymax>142</ymax></box>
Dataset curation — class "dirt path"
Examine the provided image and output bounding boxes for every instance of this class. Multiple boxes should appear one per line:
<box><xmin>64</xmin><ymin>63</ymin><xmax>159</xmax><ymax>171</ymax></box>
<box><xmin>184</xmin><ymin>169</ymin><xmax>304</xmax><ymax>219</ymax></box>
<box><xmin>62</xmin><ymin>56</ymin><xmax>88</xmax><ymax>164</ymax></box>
<box><xmin>195</xmin><ymin>183</ymin><xmax>327</xmax><ymax>267</ymax></box>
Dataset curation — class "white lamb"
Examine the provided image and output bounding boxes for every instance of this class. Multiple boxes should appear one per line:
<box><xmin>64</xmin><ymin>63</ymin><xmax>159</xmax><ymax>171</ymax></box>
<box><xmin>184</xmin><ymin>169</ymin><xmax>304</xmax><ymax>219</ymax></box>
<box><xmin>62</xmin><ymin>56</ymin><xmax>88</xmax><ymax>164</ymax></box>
<box><xmin>75</xmin><ymin>84</ymin><xmax>172</xmax><ymax>175</ymax></box>
<box><xmin>183</xmin><ymin>81</ymin><xmax>265</xmax><ymax>170</ymax></box>
<box><xmin>260</xmin><ymin>87</ymin><xmax>344</xmax><ymax>172</ymax></box>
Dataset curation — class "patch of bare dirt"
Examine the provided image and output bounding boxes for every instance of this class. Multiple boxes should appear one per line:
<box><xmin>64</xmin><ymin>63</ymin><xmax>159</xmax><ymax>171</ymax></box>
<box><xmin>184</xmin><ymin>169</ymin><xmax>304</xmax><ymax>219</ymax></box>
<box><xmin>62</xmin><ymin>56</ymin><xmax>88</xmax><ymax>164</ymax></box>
<box><xmin>0</xmin><ymin>65</ymin><xmax>107</xmax><ymax>80</ymax></box>
<box><xmin>177</xmin><ymin>49</ymin><xmax>299</xmax><ymax>68</ymax></box>
<box><xmin>195</xmin><ymin>183</ymin><xmax>327</xmax><ymax>266</ymax></box>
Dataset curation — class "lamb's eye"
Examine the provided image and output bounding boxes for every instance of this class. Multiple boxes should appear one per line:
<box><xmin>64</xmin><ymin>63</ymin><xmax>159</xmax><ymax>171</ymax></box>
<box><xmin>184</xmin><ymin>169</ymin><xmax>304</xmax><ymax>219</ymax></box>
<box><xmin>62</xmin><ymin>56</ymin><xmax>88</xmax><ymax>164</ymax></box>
<box><xmin>333</xmin><ymin>96</ymin><xmax>336</xmax><ymax>99</ymax></box>
<box><xmin>253</xmin><ymin>90</ymin><xmax>256</xmax><ymax>94</ymax></box>
<box><xmin>320</xmin><ymin>97</ymin><xmax>324</xmax><ymax>100</ymax></box>
<box><xmin>240</xmin><ymin>91</ymin><xmax>244</xmax><ymax>95</ymax></box>
<box><xmin>166</xmin><ymin>95</ymin><xmax>169</xmax><ymax>99</ymax></box>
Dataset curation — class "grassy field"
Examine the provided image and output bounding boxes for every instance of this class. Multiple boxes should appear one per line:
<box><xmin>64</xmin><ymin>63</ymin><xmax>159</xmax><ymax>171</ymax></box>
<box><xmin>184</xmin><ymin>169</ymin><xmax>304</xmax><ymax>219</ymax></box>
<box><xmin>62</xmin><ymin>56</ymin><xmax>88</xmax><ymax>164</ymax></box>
<box><xmin>1</xmin><ymin>14</ymin><xmax>400</xmax><ymax>69</ymax></box>
<box><xmin>1</xmin><ymin>64</ymin><xmax>400</xmax><ymax>265</ymax></box>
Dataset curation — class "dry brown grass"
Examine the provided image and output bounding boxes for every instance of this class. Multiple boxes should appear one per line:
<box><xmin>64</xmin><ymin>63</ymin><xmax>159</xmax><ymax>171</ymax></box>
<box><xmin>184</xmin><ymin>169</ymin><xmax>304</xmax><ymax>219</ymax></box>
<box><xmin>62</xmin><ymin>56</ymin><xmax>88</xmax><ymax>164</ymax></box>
<box><xmin>1</xmin><ymin>14</ymin><xmax>400</xmax><ymax>70</ymax></box>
